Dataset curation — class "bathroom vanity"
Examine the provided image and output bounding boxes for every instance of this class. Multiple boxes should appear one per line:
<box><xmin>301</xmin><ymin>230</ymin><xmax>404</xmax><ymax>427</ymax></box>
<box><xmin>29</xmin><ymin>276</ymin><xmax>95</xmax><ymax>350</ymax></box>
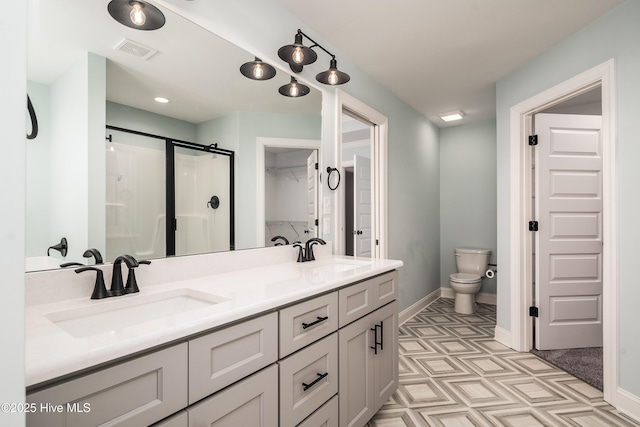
<box><xmin>24</xmin><ymin>247</ymin><xmax>402</xmax><ymax>426</ymax></box>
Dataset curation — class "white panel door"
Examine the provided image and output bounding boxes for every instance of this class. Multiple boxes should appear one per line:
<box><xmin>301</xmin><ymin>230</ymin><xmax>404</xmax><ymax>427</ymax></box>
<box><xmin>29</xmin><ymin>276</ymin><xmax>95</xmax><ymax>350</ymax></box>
<box><xmin>535</xmin><ymin>113</ymin><xmax>603</xmax><ymax>350</ymax></box>
<box><xmin>307</xmin><ymin>150</ymin><xmax>318</xmax><ymax>238</ymax></box>
<box><xmin>353</xmin><ymin>155</ymin><xmax>372</xmax><ymax>257</ymax></box>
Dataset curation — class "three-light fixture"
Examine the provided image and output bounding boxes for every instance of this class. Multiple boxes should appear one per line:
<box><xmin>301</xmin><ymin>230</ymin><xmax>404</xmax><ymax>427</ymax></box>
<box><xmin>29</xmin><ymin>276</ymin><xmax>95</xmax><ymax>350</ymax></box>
<box><xmin>278</xmin><ymin>29</ymin><xmax>350</xmax><ymax>86</ymax></box>
<box><xmin>107</xmin><ymin>0</ymin><xmax>166</xmax><ymax>31</ymax></box>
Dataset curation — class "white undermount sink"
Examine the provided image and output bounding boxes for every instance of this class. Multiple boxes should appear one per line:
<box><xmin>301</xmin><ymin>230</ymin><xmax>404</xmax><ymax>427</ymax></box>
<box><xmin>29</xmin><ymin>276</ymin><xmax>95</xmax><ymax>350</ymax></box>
<box><xmin>308</xmin><ymin>259</ymin><xmax>371</xmax><ymax>274</ymax></box>
<box><xmin>45</xmin><ymin>289</ymin><xmax>229</xmax><ymax>338</ymax></box>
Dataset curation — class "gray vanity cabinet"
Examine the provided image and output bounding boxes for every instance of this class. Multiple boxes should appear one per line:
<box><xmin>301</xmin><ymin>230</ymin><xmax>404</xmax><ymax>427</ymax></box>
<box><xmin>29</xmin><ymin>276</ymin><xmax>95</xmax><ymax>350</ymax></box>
<box><xmin>27</xmin><ymin>343</ymin><xmax>188</xmax><ymax>427</ymax></box>
<box><xmin>338</xmin><ymin>271</ymin><xmax>399</xmax><ymax>427</ymax></box>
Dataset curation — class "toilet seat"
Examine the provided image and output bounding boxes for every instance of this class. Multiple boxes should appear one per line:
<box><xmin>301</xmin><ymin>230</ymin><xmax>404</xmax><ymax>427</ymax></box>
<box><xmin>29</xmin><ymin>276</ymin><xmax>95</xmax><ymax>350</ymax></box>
<box><xmin>449</xmin><ymin>273</ymin><xmax>481</xmax><ymax>284</ymax></box>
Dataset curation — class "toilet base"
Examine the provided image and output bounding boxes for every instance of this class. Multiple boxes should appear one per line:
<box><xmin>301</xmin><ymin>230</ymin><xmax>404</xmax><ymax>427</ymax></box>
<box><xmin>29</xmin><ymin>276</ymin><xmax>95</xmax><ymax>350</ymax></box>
<box><xmin>454</xmin><ymin>293</ymin><xmax>477</xmax><ymax>314</ymax></box>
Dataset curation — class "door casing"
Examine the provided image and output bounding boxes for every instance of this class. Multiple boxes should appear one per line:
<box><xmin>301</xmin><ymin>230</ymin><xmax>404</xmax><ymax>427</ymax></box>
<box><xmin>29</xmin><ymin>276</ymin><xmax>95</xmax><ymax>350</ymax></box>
<box><xmin>506</xmin><ymin>59</ymin><xmax>617</xmax><ymax>403</ymax></box>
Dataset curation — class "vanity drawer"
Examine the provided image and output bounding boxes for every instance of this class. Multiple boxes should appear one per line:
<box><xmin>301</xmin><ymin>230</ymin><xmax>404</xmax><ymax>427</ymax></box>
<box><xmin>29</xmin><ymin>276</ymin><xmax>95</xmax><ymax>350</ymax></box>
<box><xmin>188</xmin><ymin>364</ymin><xmax>278</xmax><ymax>427</ymax></box>
<box><xmin>297</xmin><ymin>395</ymin><xmax>338</xmax><ymax>427</ymax></box>
<box><xmin>27</xmin><ymin>343</ymin><xmax>188</xmax><ymax>427</ymax></box>
<box><xmin>279</xmin><ymin>292</ymin><xmax>338</xmax><ymax>357</ymax></box>
<box><xmin>373</xmin><ymin>271</ymin><xmax>398</xmax><ymax>310</ymax></box>
<box><xmin>189</xmin><ymin>312</ymin><xmax>278</xmax><ymax>404</ymax></box>
<box><xmin>279</xmin><ymin>333</ymin><xmax>338</xmax><ymax>427</ymax></box>
<box><xmin>338</xmin><ymin>279</ymin><xmax>374</xmax><ymax>327</ymax></box>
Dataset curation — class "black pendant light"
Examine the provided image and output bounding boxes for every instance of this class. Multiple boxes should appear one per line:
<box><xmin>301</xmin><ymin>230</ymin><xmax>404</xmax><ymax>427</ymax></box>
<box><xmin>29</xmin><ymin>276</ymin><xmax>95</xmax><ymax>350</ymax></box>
<box><xmin>278</xmin><ymin>77</ymin><xmax>310</xmax><ymax>97</ymax></box>
<box><xmin>107</xmin><ymin>0</ymin><xmax>166</xmax><ymax>31</ymax></box>
<box><xmin>278</xmin><ymin>29</ymin><xmax>350</xmax><ymax>86</ymax></box>
<box><xmin>240</xmin><ymin>57</ymin><xmax>277</xmax><ymax>80</ymax></box>
<box><xmin>278</xmin><ymin>30</ymin><xmax>318</xmax><ymax>72</ymax></box>
<box><xmin>316</xmin><ymin>58</ymin><xmax>350</xmax><ymax>85</ymax></box>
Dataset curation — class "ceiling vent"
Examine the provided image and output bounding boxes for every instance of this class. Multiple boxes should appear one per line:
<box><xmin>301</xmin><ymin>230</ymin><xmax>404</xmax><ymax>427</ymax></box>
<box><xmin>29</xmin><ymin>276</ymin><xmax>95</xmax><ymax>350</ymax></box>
<box><xmin>114</xmin><ymin>38</ymin><xmax>158</xmax><ymax>60</ymax></box>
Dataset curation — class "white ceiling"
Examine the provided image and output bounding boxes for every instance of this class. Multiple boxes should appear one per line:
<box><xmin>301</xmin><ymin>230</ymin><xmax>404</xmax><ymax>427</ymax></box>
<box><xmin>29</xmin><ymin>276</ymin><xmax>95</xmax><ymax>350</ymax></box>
<box><xmin>28</xmin><ymin>0</ymin><xmax>321</xmax><ymax>124</ymax></box>
<box><xmin>277</xmin><ymin>0</ymin><xmax>622</xmax><ymax>127</ymax></box>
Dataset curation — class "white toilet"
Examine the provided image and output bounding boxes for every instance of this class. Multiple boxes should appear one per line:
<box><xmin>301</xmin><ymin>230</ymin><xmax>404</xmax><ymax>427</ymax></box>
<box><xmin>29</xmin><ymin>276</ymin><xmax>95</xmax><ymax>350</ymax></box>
<box><xmin>449</xmin><ymin>248</ymin><xmax>491</xmax><ymax>314</ymax></box>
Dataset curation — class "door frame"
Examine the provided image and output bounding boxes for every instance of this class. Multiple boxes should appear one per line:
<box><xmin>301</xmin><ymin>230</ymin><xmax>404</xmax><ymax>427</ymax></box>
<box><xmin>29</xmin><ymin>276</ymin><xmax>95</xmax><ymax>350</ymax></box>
<box><xmin>256</xmin><ymin>137</ymin><xmax>321</xmax><ymax>247</ymax></box>
<box><xmin>508</xmin><ymin>59</ymin><xmax>617</xmax><ymax>403</ymax></box>
<box><xmin>335</xmin><ymin>90</ymin><xmax>388</xmax><ymax>258</ymax></box>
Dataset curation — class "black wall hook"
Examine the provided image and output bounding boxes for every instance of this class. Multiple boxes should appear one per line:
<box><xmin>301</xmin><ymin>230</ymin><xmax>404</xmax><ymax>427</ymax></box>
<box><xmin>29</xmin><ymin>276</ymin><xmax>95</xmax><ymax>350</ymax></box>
<box><xmin>27</xmin><ymin>95</ymin><xmax>39</xmax><ymax>140</ymax></box>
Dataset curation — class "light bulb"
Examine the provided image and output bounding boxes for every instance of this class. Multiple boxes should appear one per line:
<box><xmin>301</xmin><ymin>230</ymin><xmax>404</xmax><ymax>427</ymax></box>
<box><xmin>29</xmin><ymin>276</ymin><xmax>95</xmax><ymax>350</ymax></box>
<box><xmin>253</xmin><ymin>63</ymin><xmax>264</xmax><ymax>79</ymax></box>
<box><xmin>328</xmin><ymin>71</ymin><xmax>339</xmax><ymax>85</ymax></box>
<box><xmin>130</xmin><ymin>2</ymin><xmax>146</xmax><ymax>26</ymax></box>
<box><xmin>292</xmin><ymin>47</ymin><xmax>304</xmax><ymax>64</ymax></box>
<box><xmin>289</xmin><ymin>84</ymin><xmax>299</xmax><ymax>97</ymax></box>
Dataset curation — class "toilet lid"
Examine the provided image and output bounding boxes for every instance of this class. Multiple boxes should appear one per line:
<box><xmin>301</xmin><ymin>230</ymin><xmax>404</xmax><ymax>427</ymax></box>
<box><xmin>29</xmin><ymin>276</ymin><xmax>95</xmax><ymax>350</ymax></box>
<box><xmin>450</xmin><ymin>273</ymin><xmax>481</xmax><ymax>284</ymax></box>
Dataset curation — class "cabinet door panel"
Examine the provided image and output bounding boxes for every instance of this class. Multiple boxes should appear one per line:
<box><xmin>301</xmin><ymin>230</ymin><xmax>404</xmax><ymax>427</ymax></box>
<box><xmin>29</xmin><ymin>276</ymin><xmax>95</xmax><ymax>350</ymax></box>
<box><xmin>279</xmin><ymin>292</ymin><xmax>338</xmax><ymax>357</ymax></box>
<box><xmin>27</xmin><ymin>343</ymin><xmax>188</xmax><ymax>427</ymax></box>
<box><xmin>373</xmin><ymin>301</ymin><xmax>399</xmax><ymax>408</ymax></box>
<box><xmin>188</xmin><ymin>365</ymin><xmax>278</xmax><ymax>427</ymax></box>
<box><xmin>189</xmin><ymin>312</ymin><xmax>278</xmax><ymax>404</ymax></box>
<box><xmin>339</xmin><ymin>314</ymin><xmax>374</xmax><ymax>427</ymax></box>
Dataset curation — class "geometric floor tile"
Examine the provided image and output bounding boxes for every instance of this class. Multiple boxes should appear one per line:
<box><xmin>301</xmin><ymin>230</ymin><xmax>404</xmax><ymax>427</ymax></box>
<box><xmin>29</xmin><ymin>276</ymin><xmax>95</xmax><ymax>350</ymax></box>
<box><xmin>367</xmin><ymin>298</ymin><xmax>640</xmax><ymax>427</ymax></box>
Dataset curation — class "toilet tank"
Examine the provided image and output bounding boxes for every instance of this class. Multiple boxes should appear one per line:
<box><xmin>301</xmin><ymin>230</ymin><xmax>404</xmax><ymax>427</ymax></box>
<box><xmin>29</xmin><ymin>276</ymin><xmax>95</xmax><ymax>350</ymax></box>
<box><xmin>455</xmin><ymin>248</ymin><xmax>491</xmax><ymax>276</ymax></box>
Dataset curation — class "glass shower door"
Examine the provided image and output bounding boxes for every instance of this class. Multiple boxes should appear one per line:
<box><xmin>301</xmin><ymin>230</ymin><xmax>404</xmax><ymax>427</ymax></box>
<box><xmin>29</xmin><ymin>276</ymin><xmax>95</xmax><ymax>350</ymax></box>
<box><xmin>174</xmin><ymin>146</ymin><xmax>232</xmax><ymax>256</ymax></box>
<box><xmin>105</xmin><ymin>130</ymin><xmax>166</xmax><ymax>262</ymax></box>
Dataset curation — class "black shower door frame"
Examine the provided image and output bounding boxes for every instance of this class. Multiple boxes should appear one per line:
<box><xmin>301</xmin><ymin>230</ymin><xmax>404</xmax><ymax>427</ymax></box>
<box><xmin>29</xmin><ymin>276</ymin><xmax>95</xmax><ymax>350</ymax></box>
<box><xmin>106</xmin><ymin>125</ymin><xmax>235</xmax><ymax>256</ymax></box>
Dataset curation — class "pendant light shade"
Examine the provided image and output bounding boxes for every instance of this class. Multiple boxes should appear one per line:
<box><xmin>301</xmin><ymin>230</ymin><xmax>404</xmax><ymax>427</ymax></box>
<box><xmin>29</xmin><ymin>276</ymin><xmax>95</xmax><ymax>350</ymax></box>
<box><xmin>240</xmin><ymin>58</ymin><xmax>277</xmax><ymax>80</ymax></box>
<box><xmin>278</xmin><ymin>77</ymin><xmax>310</xmax><ymax>97</ymax></box>
<box><xmin>108</xmin><ymin>0</ymin><xmax>166</xmax><ymax>31</ymax></box>
<box><xmin>316</xmin><ymin>58</ymin><xmax>350</xmax><ymax>85</ymax></box>
<box><xmin>278</xmin><ymin>32</ymin><xmax>318</xmax><ymax>68</ymax></box>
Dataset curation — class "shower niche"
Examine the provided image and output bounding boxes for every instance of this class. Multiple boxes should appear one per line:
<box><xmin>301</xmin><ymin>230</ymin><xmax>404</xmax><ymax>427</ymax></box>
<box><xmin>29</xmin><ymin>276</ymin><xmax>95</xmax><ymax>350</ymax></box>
<box><xmin>105</xmin><ymin>126</ymin><xmax>234</xmax><ymax>261</ymax></box>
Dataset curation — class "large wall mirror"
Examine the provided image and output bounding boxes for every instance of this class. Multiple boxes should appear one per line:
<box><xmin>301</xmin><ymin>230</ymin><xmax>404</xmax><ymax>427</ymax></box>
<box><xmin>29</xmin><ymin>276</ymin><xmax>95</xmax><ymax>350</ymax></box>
<box><xmin>26</xmin><ymin>0</ymin><xmax>322</xmax><ymax>271</ymax></box>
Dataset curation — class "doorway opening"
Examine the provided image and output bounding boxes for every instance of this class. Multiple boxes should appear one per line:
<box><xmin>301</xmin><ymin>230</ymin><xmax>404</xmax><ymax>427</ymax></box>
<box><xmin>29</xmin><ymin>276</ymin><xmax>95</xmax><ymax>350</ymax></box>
<box><xmin>336</xmin><ymin>91</ymin><xmax>388</xmax><ymax>259</ymax></box>
<box><xmin>508</xmin><ymin>59</ymin><xmax>616</xmax><ymax>403</ymax></box>
<box><xmin>529</xmin><ymin>87</ymin><xmax>604</xmax><ymax>390</ymax></box>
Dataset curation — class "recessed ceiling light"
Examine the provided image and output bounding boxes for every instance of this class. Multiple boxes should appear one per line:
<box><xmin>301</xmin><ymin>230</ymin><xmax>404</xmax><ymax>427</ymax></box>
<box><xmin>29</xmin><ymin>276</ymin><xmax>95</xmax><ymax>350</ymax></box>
<box><xmin>439</xmin><ymin>110</ymin><xmax>464</xmax><ymax>122</ymax></box>
<box><xmin>154</xmin><ymin>97</ymin><xmax>170</xmax><ymax>103</ymax></box>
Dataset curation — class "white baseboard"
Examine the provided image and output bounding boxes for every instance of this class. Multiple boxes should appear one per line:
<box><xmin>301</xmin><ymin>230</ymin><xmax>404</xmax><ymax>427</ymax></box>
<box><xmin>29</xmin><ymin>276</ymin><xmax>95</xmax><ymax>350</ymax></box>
<box><xmin>399</xmin><ymin>288</ymin><xmax>440</xmax><ymax>325</ymax></box>
<box><xmin>439</xmin><ymin>287</ymin><xmax>497</xmax><ymax>305</ymax></box>
<box><xmin>494</xmin><ymin>325</ymin><xmax>512</xmax><ymax>348</ymax></box>
<box><xmin>617</xmin><ymin>388</ymin><xmax>640</xmax><ymax>423</ymax></box>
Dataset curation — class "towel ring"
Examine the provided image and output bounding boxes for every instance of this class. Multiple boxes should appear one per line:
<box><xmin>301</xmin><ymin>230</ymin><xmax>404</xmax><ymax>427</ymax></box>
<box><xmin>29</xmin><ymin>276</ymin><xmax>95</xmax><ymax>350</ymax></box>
<box><xmin>27</xmin><ymin>94</ymin><xmax>39</xmax><ymax>140</ymax></box>
<box><xmin>326</xmin><ymin>167</ymin><xmax>341</xmax><ymax>190</ymax></box>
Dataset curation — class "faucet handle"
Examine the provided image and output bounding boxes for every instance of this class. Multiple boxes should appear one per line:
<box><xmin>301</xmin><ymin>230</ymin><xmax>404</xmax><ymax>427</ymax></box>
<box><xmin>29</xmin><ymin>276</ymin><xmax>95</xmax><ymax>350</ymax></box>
<box><xmin>124</xmin><ymin>260</ymin><xmax>151</xmax><ymax>294</ymax></box>
<box><xmin>75</xmin><ymin>267</ymin><xmax>108</xmax><ymax>299</ymax></box>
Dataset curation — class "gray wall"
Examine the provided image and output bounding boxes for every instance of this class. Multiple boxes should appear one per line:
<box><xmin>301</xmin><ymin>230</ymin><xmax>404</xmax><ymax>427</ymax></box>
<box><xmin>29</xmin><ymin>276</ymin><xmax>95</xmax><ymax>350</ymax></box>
<box><xmin>156</xmin><ymin>0</ymin><xmax>443</xmax><ymax>312</ymax></box>
<box><xmin>440</xmin><ymin>121</ymin><xmax>497</xmax><ymax>294</ymax></box>
<box><xmin>496</xmin><ymin>0</ymin><xmax>640</xmax><ymax>397</ymax></box>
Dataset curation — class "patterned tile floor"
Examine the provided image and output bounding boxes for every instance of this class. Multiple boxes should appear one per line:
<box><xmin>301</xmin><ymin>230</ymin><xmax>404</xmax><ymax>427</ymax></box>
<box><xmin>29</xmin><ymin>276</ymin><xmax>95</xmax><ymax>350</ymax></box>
<box><xmin>367</xmin><ymin>298</ymin><xmax>639</xmax><ymax>427</ymax></box>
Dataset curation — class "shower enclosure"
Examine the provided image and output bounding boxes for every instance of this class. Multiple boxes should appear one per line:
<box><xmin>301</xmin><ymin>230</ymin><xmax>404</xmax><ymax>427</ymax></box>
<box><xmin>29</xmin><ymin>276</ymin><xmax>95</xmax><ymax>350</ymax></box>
<box><xmin>105</xmin><ymin>125</ymin><xmax>234</xmax><ymax>261</ymax></box>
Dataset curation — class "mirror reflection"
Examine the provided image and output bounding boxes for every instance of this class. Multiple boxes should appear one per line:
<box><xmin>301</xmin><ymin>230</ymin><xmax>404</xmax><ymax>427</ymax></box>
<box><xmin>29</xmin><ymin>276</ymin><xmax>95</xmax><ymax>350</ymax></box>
<box><xmin>26</xmin><ymin>0</ymin><xmax>322</xmax><ymax>271</ymax></box>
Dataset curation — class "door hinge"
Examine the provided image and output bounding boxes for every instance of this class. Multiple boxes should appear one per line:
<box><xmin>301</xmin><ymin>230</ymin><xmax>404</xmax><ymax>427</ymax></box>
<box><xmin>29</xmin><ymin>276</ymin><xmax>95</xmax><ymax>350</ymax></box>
<box><xmin>528</xmin><ymin>135</ymin><xmax>538</xmax><ymax>146</ymax></box>
<box><xmin>528</xmin><ymin>221</ymin><xmax>539</xmax><ymax>231</ymax></box>
<box><xmin>315</xmin><ymin>219</ymin><xmax>319</xmax><ymax>226</ymax></box>
<box><xmin>376</xmin><ymin>239</ymin><xmax>379</xmax><ymax>246</ymax></box>
<box><xmin>529</xmin><ymin>306</ymin><xmax>539</xmax><ymax>317</ymax></box>
<box><xmin>315</xmin><ymin>162</ymin><xmax>318</xmax><ymax>170</ymax></box>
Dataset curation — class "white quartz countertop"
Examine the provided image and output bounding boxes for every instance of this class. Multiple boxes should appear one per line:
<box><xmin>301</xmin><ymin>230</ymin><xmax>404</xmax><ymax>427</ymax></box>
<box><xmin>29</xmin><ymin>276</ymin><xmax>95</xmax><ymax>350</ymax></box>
<box><xmin>25</xmin><ymin>255</ymin><xmax>402</xmax><ymax>388</ymax></box>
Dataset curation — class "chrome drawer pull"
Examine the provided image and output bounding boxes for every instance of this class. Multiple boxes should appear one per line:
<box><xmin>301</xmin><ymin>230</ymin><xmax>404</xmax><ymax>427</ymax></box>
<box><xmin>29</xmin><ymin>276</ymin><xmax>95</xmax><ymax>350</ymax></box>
<box><xmin>302</xmin><ymin>372</ymin><xmax>329</xmax><ymax>391</ymax></box>
<box><xmin>302</xmin><ymin>316</ymin><xmax>329</xmax><ymax>329</ymax></box>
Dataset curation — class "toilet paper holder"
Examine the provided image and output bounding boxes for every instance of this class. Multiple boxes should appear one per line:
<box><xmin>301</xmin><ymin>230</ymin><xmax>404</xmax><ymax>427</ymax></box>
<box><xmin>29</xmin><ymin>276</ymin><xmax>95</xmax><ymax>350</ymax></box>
<box><xmin>485</xmin><ymin>263</ymin><xmax>497</xmax><ymax>279</ymax></box>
